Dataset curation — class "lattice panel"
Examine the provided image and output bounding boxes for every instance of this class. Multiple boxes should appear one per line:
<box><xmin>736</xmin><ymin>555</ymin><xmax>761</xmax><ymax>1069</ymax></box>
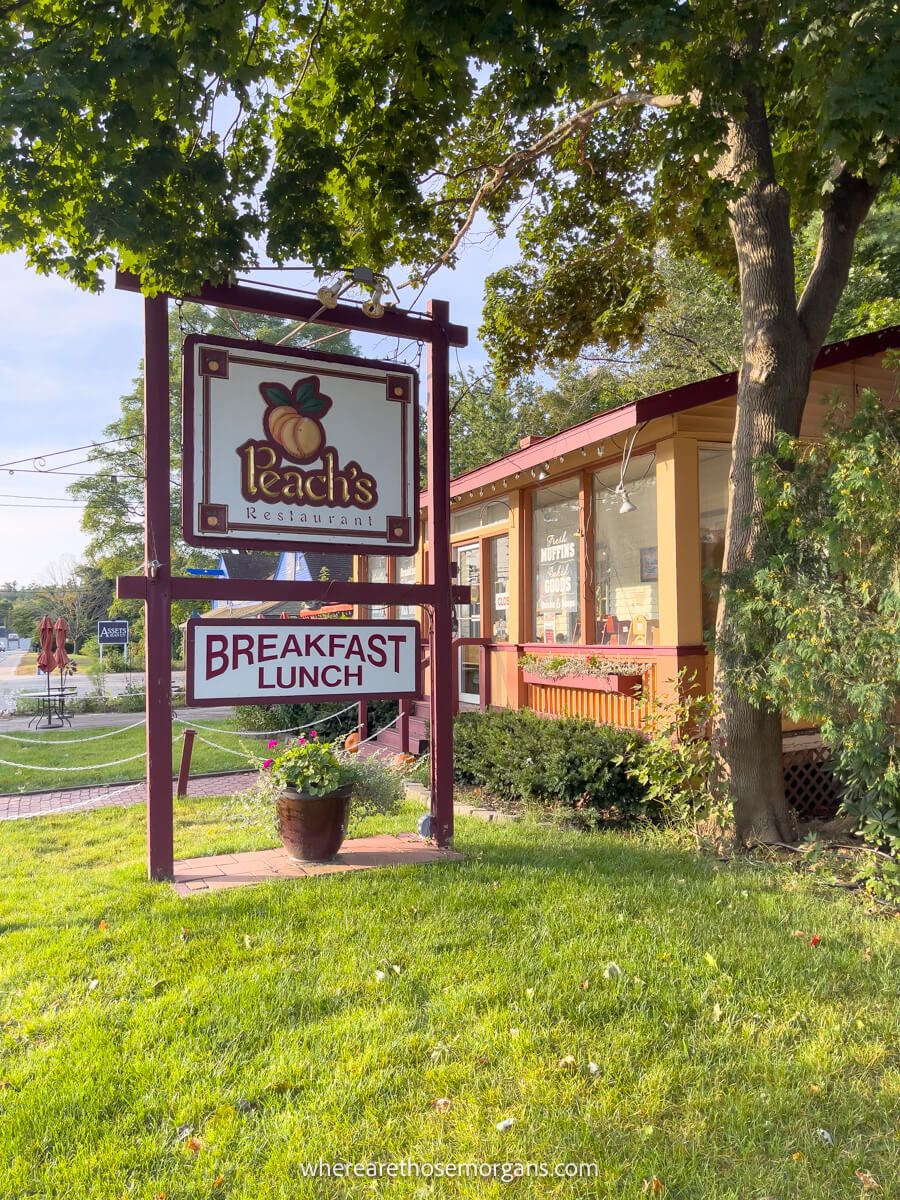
<box><xmin>782</xmin><ymin>746</ymin><xmax>843</xmax><ymax>821</ymax></box>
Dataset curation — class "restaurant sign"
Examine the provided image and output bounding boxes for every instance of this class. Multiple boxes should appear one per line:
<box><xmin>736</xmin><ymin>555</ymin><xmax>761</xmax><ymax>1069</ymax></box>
<box><xmin>185</xmin><ymin>618</ymin><xmax>420</xmax><ymax>706</ymax></box>
<box><xmin>182</xmin><ymin>335</ymin><xmax>418</xmax><ymax>555</ymax></box>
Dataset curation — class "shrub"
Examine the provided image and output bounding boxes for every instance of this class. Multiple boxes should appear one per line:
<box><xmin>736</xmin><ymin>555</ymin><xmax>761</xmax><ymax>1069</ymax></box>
<box><xmin>452</xmin><ymin>708</ymin><xmax>648</xmax><ymax>827</ymax></box>
<box><xmin>235</xmin><ymin>699</ymin><xmax>396</xmax><ymax>741</ymax></box>
<box><xmin>618</xmin><ymin>677</ymin><xmax>727</xmax><ymax>840</ymax></box>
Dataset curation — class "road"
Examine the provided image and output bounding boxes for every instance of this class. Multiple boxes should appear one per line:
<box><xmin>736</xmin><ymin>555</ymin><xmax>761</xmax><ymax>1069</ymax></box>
<box><xmin>0</xmin><ymin>650</ymin><xmax>186</xmax><ymax>713</ymax></box>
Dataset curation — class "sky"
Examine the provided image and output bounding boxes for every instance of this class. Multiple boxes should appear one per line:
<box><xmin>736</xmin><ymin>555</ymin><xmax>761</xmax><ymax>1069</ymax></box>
<box><xmin>0</xmin><ymin>230</ymin><xmax>516</xmax><ymax>589</ymax></box>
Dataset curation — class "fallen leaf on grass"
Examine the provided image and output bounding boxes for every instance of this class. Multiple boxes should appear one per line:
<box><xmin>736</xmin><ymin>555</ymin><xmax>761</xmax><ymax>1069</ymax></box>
<box><xmin>863</xmin><ymin>946</ymin><xmax>872</xmax><ymax>961</ymax></box>
<box><xmin>496</xmin><ymin>1118</ymin><xmax>515</xmax><ymax>1132</ymax></box>
<box><xmin>855</xmin><ymin>1168</ymin><xmax>881</xmax><ymax>1191</ymax></box>
<box><xmin>212</xmin><ymin>1174</ymin><xmax>225</xmax><ymax>1189</ymax></box>
<box><xmin>185</xmin><ymin>1137</ymin><xmax>202</xmax><ymax>1154</ymax></box>
<box><xmin>243</xmin><ymin>935</ymin><xmax>252</xmax><ymax>949</ymax></box>
<box><xmin>711</xmin><ymin>1003</ymin><xmax>723</xmax><ymax>1023</ymax></box>
<box><xmin>792</xmin><ymin>930</ymin><xmax>807</xmax><ymax>938</ymax></box>
<box><xmin>792</xmin><ymin>1151</ymin><xmax>805</xmax><ymax>1162</ymax></box>
<box><xmin>588</xmin><ymin>1062</ymin><xmax>600</xmax><ymax>1076</ymax></box>
<box><xmin>557</xmin><ymin>1055</ymin><xmax>577</xmax><ymax>1070</ymax></box>
<box><xmin>87</xmin><ymin>979</ymin><xmax>99</xmax><ymax>991</ymax></box>
<box><xmin>264</xmin><ymin>1082</ymin><xmax>293</xmax><ymax>1094</ymax></box>
<box><xmin>374</xmin><ymin>970</ymin><xmax>387</xmax><ymax>983</ymax></box>
<box><xmin>810</xmin><ymin>934</ymin><xmax>821</xmax><ymax>948</ymax></box>
<box><xmin>98</xmin><ymin>920</ymin><xmax>108</xmax><ymax>931</ymax></box>
<box><xmin>180</xmin><ymin>928</ymin><xmax>190</xmax><ymax>942</ymax></box>
<box><xmin>642</xmin><ymin>1177</ymin><xmax>664</xmax><ymax>1194</ymax></box>
<box><xmin>703</xmin><ymin>952</ymin><xmax>719</xmax><ymax>971</ymax></box>
<box><xmin>580</xmin><ymin>979</ymin><xmax>590</xmax><ymax>990</ymax></box>
<box><xmin>525</xmin><ymin>987</ymin><xmax>535</xmax><ymax>999</ymax></box>
<box><xmin>432</xmin><ymin>1098</ymin><xmax>452</xmax><ymax>1114</ymax></box>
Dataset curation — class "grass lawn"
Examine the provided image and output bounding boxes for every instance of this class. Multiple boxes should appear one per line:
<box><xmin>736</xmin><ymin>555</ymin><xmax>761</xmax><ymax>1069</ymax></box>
<box><xmin>0</xmin><ymin>798</ymin><xmax>896</xmax><ymax>1198</ymax></box>
<box><xmin>13</xmin><ymin>652</ymin><xmax>92</xmax><ymax>676</ymax></box>
<box><xmin>0</xmin><ymin>723</ymin><xmax>257</xmax><ymax>793</ymax></box>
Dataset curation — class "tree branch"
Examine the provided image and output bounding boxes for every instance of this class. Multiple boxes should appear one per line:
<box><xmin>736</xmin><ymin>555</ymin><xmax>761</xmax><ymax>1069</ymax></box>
<box><xmin>654</xmin><ymin>325</ymin><xmax>732</xmax><ymax>375</ymax></box>
<box><xmin>418</xmin><ymin>91</ymin><xmax>690</xmax><ymax>283</ymax></box>
<box><xmin>798</xmin><ymin>167</ymin><xmax>880</xmax><ymax>349</ymax></box>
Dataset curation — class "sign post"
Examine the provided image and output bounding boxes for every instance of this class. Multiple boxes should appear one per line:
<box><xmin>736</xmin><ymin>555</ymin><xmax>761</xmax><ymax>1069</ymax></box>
<box><xmin>116</xmin><ymin>273</ymin><xmax>467</xmax><ymax>880</ymax></box>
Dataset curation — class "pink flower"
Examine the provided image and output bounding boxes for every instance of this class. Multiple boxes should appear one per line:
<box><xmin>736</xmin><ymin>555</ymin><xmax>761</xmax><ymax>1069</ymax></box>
<box><xmin>310</xmin><ymin>730</ymin><xmax>318</xmax><ymax>739</ymax></box>
<box><xmin>299</xmin><ymin>736</ymin><xmax>307</xmax><ymax>744</ymax></box>
<box><xmin>267</xmin><ymin>739</ymin><xmax>279</xmax><ymax>749</ymax></box>
<box><xmin>262</xmin><ymin>758</ymin><xmax>273</xmax><ymax>769</ymax></box>
<box><xmin>810</xmin><ymin>934</ymin><xmax>821</xmax><ymax>948</ymax></box>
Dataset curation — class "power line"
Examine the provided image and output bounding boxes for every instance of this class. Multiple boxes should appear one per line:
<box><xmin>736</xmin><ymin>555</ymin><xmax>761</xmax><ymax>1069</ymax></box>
<box><xmin>2</xmin><ymin>469</ymin><xmax>144</xmax><ymax>479</ymax></box>
<box><xmin>0</xmin><ymin>493</ymin><xmax>83</xmax><ymax>501</ymax></box>
<box><xmin>0</xmin><ymin>436</ymin><xmax>138</xmax><ymax>471</ymax></box>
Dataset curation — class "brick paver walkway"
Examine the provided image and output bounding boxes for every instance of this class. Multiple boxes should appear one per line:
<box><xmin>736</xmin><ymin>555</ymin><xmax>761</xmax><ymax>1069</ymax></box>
<box><xmin>174</xmin><ymin>834</ymin><xmax>463</xmax><ymax>896</ymax></box>
<box><xmin>0</xmin><ymin>771</ymin><xmax>256</xmax><ymax>821</ymax></box>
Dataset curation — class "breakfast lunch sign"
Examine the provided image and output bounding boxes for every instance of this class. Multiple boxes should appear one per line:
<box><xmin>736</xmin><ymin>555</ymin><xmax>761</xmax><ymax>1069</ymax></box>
<box><xmin>182</xmin><ymin>334</ymin><xmax>418</xmax><ymax>555</ymax></box>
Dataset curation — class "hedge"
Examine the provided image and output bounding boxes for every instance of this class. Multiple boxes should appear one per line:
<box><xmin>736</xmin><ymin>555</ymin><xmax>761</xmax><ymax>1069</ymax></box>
<box><xmin>451</xmin><ymin>708</ymin><xmax>650</xmax><ymax>826</ymax></box>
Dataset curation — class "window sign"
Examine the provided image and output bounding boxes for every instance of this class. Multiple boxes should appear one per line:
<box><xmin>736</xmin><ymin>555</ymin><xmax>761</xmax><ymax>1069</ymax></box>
<box><xmin>532</xmin><ymin>477</ymin><xmax>580</xmax><ymax>643</ymax></box>
<box><xmin>489</xmin><ymin>535</ymin><xmax>510</xmax><ymax>641</ymax></box>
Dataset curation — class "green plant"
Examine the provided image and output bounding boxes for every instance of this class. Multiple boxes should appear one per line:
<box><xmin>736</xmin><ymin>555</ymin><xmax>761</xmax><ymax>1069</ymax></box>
<box><xmin>249</xmin><ymin>731</ymin><xmax>402</xmax><ymax>836</ymax></box>
<box><xmin>725</xmin><ymin>387</ymin><xmax>900</xmax><ymax>858</ymax></box>
<box><xmin>260</xmin><ymin>733</ymin><xmax>352</xmax><ymax>797</ymax></box>
<box><xmin>619</xmin><ymin>675</ymin><xmax>727</xmax><ymax>841</ymax></box>
<box><xmin>518</xmin><ymin>652</ymin><xmax>651</xmax><ymax>681</ymax></box>
<box><xmin>452</xmin><ymin>708</ymin><xmax>648</xmax><ymax>827</ymax></box>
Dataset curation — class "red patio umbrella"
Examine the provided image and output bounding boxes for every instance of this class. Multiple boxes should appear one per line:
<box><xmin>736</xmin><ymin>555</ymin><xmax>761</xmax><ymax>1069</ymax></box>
<box><xmin>36</xmin><ymin>616</ymin><xmax>57</xmax><ymax>675</ymax></box>
<box><xmin>54</xmin><ymin>617</ymin><xmax>70</xmax><ymax>673</ymax></box>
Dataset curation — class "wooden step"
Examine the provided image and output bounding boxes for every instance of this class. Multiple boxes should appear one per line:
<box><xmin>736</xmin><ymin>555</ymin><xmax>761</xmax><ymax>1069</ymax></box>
<box><xmin>374</xmin><ymin>727</ymin><xmax>428</xmax><ymax>755</ymax></box>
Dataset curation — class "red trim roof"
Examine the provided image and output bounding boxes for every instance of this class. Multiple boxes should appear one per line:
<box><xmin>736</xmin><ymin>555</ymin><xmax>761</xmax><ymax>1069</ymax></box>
<box><xmin>446</xmin><ymin>324</ymin><xmax>900</xmax><ymax>497</ymax></box>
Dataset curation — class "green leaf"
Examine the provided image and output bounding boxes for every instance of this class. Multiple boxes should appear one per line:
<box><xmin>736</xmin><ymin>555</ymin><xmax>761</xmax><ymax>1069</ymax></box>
<box><xmin>292</xmin><ymin>378</ymin><xmax>332</xmax><ymax>417</ymax></box>
<box><xmin>260</xmin><ymin>382</ymin><xmax>292</xmax><ymax>407</ymax></box>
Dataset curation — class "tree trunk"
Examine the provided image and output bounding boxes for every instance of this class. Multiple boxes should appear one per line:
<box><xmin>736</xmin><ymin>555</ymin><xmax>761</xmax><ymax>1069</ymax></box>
<box><xmin>711</xmin><ymin>88</ymin><xmax>878</xmax><ymax>845</ymax></box>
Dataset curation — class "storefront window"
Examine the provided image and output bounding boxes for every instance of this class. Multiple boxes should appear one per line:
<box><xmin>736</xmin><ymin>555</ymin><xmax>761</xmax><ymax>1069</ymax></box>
<box><xmin>699</xmin><ymin>447</ymin><xmax>730</xmax><ymax>636</ymax></box>
<box><xmin>489</xmin><ymin>535</ymin><xmax>510</xmax><ymax>641</ymax></box>
<box><xmin>532</xmin><ymin>477</ymin><xmax>581</xmax><ymax>643</ymax></box>
<box><xmin>592</xmin><ymin>455</ymin><xmax>658</xmax><ymax>645</ymax></box>
<box><xmin>451</xmin><ymin>500</ymin><xmax>509</xmax><ymax>535</ymax></box>
<box><xmin>396</xmin><ymin>555</ymin><xmax>417</xmax><ymax>620</ymax></box>
<box><xmin>368</xmin><ymin>555</ymin><xmax>388</xmax><ymax>619</ymax></box>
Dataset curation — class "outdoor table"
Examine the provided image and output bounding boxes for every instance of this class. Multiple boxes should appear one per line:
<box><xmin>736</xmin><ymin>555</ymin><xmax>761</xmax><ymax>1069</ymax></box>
<box><xmin>22</xmin><ymin>687</ymin><xmax>78</xmax><ymax>730</ymax></box>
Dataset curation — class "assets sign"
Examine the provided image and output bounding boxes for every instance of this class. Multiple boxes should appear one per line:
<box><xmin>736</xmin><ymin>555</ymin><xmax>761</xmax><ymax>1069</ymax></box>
<box><xmin>182</xmin><ymin>335</ymin><xmax>418</xmax><ymax>555</ymax></box>
<box><xmin>186</xmin><ymin>619</ymin><xmax>420</xmax><ymax>706</ymax></box>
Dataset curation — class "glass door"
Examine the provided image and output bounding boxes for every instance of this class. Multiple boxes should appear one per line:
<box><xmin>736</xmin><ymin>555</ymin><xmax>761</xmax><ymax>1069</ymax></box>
<box><xmin>453</xmin><ymin>541</ymin><xmax>481</xmax><ymax>704</ymax></box>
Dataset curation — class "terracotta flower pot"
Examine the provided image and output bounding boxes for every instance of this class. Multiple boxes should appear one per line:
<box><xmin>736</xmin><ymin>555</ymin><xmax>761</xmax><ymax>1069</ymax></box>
<box><xmin>276</xmin><ymin>784</ymin><xmax>353</xmax><ymax>863</ymax></box>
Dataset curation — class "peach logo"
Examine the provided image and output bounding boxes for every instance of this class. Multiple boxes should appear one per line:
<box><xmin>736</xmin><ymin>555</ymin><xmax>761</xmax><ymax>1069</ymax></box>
<box><xmin>260</xmin><ymin>376</ymin><xmax>331</xmax><ymax>463</ymax></box>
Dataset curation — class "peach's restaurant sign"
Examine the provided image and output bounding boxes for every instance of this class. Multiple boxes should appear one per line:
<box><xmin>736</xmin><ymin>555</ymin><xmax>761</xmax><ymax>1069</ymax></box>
<box><xmin>186</xmin><ymin>619</ymin><xmax>420</xmax><ymax>706</ymax></box>
<box><xmin>182</xmin><ymin>335</ymin><xmax>418</xmax><ymax>555</ymax></box>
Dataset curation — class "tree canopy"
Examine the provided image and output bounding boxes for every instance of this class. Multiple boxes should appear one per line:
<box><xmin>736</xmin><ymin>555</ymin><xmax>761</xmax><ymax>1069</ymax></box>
<box><xmin>2</xmin><ymin>3</ymin><xmax>896</xmax><ymax>338</ymax></box>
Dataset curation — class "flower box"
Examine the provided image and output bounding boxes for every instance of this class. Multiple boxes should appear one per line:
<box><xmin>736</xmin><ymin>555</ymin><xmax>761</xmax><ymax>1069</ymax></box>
<box><xmin>522</xmin><ymin>670</ymin><xmax>643</xmax><ymax>696</ymax></box>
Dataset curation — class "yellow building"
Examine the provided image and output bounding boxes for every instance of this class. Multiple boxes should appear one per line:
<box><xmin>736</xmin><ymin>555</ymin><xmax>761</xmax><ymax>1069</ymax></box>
<box><xmin>356</xmin><ymin>325</ymin><xmax>898</xmax><ymax>756</ymax></box>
